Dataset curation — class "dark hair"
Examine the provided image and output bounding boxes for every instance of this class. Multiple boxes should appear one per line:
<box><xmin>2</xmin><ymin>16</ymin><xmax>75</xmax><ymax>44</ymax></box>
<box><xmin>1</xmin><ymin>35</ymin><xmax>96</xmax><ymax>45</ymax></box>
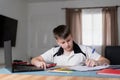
<box><xmin>53</xmin><ymin>25</ymin><xmax>71</xmax><ymax>39</ymax></box>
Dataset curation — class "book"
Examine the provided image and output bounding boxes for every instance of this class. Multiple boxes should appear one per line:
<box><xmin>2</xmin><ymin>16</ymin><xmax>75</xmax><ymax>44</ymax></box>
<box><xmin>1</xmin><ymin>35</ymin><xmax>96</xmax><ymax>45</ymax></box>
<box><xmin>97</xmin><ymin>68</ymin><xmax>120</xmax><ymax>76</ymax></box>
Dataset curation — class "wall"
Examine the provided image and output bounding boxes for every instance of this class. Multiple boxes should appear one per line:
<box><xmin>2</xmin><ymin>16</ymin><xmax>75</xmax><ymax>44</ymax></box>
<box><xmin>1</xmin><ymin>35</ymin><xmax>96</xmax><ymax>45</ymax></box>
<box><xmin>28</xmin><ymin>0</ymin><xmax>120</xmax><ymax>57</ymax></box>
<box><xmin>0</xmin><ymin>0</ymin><xmax>28</xmax><ymax>64</ymax></box>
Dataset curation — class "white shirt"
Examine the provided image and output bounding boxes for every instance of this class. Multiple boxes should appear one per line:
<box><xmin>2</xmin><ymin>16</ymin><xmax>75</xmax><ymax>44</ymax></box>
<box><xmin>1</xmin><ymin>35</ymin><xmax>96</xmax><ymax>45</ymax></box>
<box><xmin>41</xmin><ymin>45</ymin><xmax>101</xmax><ymax>66</ymax></box>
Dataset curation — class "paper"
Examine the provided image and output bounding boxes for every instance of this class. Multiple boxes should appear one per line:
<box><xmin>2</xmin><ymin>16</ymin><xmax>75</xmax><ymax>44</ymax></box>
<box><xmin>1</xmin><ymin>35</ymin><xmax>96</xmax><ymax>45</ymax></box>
<box><xmin>67</xmin><ymin>65</ymin><xmax>110</xmax><ymax>71</ymax></box>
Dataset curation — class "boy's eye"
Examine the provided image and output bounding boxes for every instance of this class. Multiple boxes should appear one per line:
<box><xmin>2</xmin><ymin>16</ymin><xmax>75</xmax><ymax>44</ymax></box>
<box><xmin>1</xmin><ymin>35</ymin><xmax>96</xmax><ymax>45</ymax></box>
<box><xmin>67</xmin><ymin>40</ymin><xmax>70</xmax><ymax>42</ymax></box>
<box><xmin>61</xmin><ymin>42</ymin><xmax>65</xmax><ymax>44</ymax></box>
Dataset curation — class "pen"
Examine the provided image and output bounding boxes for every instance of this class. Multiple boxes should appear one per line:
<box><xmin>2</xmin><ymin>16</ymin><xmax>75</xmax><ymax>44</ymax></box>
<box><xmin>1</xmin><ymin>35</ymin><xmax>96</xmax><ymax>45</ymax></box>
<box><xmin>85</xmin><ymin>48</ymin><xmax>96</xmax><ymax>67</ymax></box>
<box><xmin>92</xmin><ymin>48</ymin><xmax>95</xmax><ymax>54</ymax></box>
<box><xmin>89</xmin><ymin>48</ymin><xmax>95</xmax><ymax>59</ymax></box>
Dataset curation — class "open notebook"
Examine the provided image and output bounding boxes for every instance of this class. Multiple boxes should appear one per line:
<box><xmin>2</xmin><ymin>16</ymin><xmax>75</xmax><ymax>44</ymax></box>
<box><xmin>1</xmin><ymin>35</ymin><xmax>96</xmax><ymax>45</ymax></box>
<box><xmin>4</xmin><ymin>40</ymin><xmax>56</xmax><ymax>73</ymax></box>
<box><xmin>67</xmin><ymin>65</ymin><xmax>110</xmax><ymax>71</ymax></box>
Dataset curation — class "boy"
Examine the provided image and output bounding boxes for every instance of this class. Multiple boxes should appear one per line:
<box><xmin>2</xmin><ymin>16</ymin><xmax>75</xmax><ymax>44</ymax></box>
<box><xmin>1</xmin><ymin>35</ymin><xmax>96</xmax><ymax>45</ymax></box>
<box><xmin>31</xmin><ymin>25</ymin><xmax>110</xmax><ymax>69</ymax></box>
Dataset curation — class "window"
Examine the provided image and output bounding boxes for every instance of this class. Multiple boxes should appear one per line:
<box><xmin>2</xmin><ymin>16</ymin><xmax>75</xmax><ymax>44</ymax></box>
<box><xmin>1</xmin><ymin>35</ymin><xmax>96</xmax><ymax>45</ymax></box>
<box><xmin>82</xmin><ymin>9</ymin><xmax>102</xmax><ymax>46</ymax></box>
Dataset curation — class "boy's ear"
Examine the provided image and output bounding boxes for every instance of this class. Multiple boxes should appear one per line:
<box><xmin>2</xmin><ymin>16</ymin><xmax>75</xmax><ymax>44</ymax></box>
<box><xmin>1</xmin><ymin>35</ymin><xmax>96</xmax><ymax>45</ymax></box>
<box><xmin>55</xmin><ymin>39</ymin><xmax>59</xmax><ymax>44</ymax></box>
<box><xmin>56</xmin><ymin>39</ymin><xmax>61</xmax><ymax>46</ymax></box>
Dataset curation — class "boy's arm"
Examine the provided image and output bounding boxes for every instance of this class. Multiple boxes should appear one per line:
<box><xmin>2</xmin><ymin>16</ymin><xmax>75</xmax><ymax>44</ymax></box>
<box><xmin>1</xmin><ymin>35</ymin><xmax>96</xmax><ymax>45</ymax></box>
<box><xmin>97</xmin><ymin>56</ymin><xmax>110</xmax><ymax>65</ymax></box>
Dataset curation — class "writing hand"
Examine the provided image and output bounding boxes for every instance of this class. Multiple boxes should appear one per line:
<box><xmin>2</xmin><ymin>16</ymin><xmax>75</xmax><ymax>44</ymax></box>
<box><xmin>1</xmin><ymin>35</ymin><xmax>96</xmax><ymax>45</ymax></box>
<box><xmin>85</xmin><ymin>59</ymin><xmax>98</xmax><ymax>67</ymax></box>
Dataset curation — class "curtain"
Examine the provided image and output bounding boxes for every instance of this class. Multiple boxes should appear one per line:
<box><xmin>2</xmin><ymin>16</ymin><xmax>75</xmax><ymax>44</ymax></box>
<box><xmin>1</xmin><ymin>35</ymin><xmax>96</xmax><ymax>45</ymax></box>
<box><xmin>65</xmin><ymin>7</ymin><xmax>118</xmax><ymax>56</ymax></box>
<box><xmin>102</xmin><ymin>6</ymin><xmax>118</xmax><ymax>56</ymax></box>
<box><xmin>65</xmin><ymin>9</ymin><xmax>82</xmax><ymax>44</ymax></box>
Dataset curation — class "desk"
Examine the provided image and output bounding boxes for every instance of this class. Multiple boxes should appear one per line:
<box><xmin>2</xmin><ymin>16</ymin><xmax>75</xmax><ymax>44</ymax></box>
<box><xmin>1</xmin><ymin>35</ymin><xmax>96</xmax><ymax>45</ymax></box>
<box><xmin>0</xmin><ymin>74</ymin><xmax>120</xmax><ymax>80</ymax></box>
<box><xmin>0</xmin><ymin>68</ymin><xmax>120</xmax><ymax>80</ymax></box>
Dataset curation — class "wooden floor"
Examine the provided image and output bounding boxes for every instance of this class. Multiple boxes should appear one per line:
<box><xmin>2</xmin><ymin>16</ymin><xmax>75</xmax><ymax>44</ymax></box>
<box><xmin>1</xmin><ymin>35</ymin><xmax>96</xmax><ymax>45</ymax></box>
<box><xmin>0</xmin><ymin>74</ymin><xmax>120</xmax><ymax>80</ymax></box>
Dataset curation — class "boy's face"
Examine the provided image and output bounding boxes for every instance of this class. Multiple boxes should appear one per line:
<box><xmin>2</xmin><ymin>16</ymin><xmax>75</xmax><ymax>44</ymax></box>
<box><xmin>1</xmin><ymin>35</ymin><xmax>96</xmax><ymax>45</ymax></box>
<box><xmin>56</xmin><ymin>34</ymin><xmax>73</xmax><ymax>52</ymax></box>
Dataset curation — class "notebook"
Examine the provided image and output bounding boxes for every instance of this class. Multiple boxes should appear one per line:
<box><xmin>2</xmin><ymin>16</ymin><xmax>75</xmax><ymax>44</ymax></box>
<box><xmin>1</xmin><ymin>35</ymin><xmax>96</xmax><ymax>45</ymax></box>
<box><xmin>67</xmin><ymin>65</ymin><xmax>110</xmax><ymax>71</ymax></box>
<box><xmin>4</xmin><ymin>40</ymin><xmax>56</xmax><ymax>73</ymax></box>
<box><xmin>97</xmin><ymin>68</ymin><xmax>120</xmax><ymax>76</ymax></box>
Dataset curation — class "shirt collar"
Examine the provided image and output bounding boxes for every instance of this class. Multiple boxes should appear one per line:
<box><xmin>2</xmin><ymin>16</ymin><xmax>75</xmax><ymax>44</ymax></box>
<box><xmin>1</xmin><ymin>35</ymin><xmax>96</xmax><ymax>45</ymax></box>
<box><xmin>53</xmin><ymin>41</ymin><xmax>84</xmax><ymax>57</ymax></box>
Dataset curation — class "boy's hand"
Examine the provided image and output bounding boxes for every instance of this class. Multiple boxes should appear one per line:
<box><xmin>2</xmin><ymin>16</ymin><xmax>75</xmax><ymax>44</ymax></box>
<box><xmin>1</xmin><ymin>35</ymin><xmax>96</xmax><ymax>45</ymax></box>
<box><xmin>85</xmin><ymin>59</ymin><xmax>98</xmax><ymax>67</ymax></box>
<box><xmin>34</xmin><ymin>61</ymin><xmax>46</xmax><ymax>69</ymax></box>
